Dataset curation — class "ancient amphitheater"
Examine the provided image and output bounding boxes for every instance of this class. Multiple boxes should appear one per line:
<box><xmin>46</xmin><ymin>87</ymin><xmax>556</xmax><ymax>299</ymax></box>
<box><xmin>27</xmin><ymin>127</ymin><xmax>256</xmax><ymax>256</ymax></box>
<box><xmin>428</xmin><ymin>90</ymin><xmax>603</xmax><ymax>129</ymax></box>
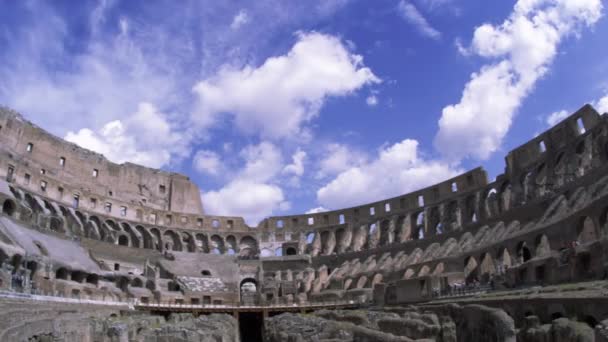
<box><xmin>2</xmin><ymin>104</ymin><xmax>608</xmax><ymax>341</ymax></box>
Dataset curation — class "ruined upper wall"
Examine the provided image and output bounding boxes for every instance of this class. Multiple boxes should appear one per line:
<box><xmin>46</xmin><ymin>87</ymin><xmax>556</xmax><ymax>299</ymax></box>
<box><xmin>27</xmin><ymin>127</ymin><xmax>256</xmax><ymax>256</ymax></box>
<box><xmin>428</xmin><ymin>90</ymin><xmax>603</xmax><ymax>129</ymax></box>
<box><xmin>0</xmin><ymin>107</ymin><xmax>204</xmax><ymax>215</ymax></box>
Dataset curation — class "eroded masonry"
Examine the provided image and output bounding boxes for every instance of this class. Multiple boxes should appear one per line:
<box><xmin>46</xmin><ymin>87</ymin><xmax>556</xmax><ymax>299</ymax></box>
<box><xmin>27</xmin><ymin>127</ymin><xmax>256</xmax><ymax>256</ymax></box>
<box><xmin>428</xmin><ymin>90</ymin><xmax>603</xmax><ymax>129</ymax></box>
<box><xmin>2</xmin><ymin>105</ymin><xmax>608</xmax><ymax>341</ymax></box>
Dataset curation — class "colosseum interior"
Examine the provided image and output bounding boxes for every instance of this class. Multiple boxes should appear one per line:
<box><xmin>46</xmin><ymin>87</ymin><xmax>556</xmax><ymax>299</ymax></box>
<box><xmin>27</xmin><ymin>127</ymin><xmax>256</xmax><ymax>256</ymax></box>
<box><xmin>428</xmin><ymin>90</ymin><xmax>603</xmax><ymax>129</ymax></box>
<box><xmin>2</xmin><ymin>104</ymin><xmax>608</xmax><ymax>341</ymax></box>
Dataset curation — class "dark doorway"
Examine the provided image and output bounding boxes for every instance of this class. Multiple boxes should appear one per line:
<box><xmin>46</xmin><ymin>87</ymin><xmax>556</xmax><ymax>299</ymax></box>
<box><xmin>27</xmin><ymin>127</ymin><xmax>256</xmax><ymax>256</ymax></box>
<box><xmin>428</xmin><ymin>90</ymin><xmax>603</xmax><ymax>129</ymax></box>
<box><xmin>239</xmin><ymin>312</ymin><xmax>264</xmax><ymax>342</ymax></box>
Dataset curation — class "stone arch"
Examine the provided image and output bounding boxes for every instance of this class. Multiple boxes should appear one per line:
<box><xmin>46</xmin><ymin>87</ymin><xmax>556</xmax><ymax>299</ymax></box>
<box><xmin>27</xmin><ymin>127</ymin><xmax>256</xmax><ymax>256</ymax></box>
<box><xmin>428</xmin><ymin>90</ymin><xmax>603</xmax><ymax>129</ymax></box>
<box><xmin>535</xmin><ymin>163</ymin><xmax>547</xmax><ymax>198</ymax></box>
<box><xmin>239</xmin><ymin>236</ymin><xmax>258</xmax><ymax>257</ymax></box>
<box><xmin>367</xmin><ymin>223</ymin><xmax>380</xmax><ymax>249</ymax></box>
<box><xmin>418</xmin><ymin>265</ymin><xmax>430</xmax><ymax>277</ymax></box>
<box><xmin>285</xmin><ymin>246</ymin><xmax>297</xmax><ymax>255</ymax></box>
<box><xmin>356</xmin><ymin>275</ymin><xmax>368</xmax><ymax>289</ymax></box>
<box><xmin>149</xmin><ymin>228</ymin><xmax>162</xmax><ymax>251</ymax></box>
<box><xmin>379</xmin><ymin>219</ymin><xmax>393</xmax><ymax>246</ymax></box>
<box><xmin>49</xmin><ymin>217</ymin><xmax>64</xmax><ymax>232</ymax></box>
<box><xmin>352</xmin><ymin>225</ymin><xmax>367</xmax><ymax>251</ymax></box>
<box><xmin>84</xmin><ymin>220</ymin><xmax>101</xmax><ymax>240</ymax></box>
<box><xmin>439</xmin><ymin>238</ymin><xmax>460</xmax><ymax>258</ymax></box>
<box><xmin>343</xmin><ymin>278</ymin><xmax>353</xmax><ymax>290</ymax></box>
<box><xmin>432</xmin><ymin>262</ymin><xmax>445</xmax><ymax>275</ymax></box>
<box><xmin>484</xmin><ymin>188</ymin><xmax>499</xmax><ymax>218</ymax></box>
<box><xmin>464</xmin><ymin>256</ymin><xmax>479</xmax><ymax>284</ymax></box>
<box><xmin>182</xmin><ymin>232</ymin><xmax>196</xmax><ymax>253</ymax></box>
<box><xmin>464</xmin><ymin>194</ymin><xmax>477</xmax><ymax>224</ymax></box>
<box><xmin>163</xmin><ymin>230</ymin><xmax>183</xmax><ymax>251</ymax></box>
<box><xmin>496</xmin><ymin>247</ymin><xmax>512</xmax><ymax>273</ymax></box>
<box><xmin>500</xmin><ymin>182</ymin><xmax>512</xmax><ymax>212</ymax></box>
<box><xmin>458</xmin><ymin>232</ymin><xmax>475</xmax><ymax>252</ymax></box>
<box><xmin>2</xmin><ymin>199</ymin><xmax>16</xmax><ymax>216</ymax></box>
<box><xmin>396</xmin><ymin>215</ymin><xmax>412</xmax><ymax>242</ymax></box>
<box><xmin>479</xmin><ymin>253</ymin><xmax>496</xmax><ymax>282</ymax></box>
<box><xmin>535</xmin><ymin>234</ymin><xmax>551</xmax><ymax>257</ymax></box>
<box><xmin>117</xmin><ymin>235</ymin><xmax>129</xmax><ymax>246</ymax></box>
<box><xmin>24</xmin><ymin>193</ymin><xmax>42</xmax><ymax>213</ymax></box>
<box><xmin>403</xmin><ymin>268</ymin><xmax>415</xmax><ymax>279</ymax></box>
<box><xmin>517</xmin><ymin>241</ymin><xmax>532</xmax><ymax>263</ymax></box>
<box><xmin>135</xmin><ymin>225</ymin><xmax>153</xmax><ymax>249</ymax></box>
<box><xmin>335</xmin><ymin>227</ymin><xmax>350</xmax><ymax>253</ymax></box>
<box><xmin>121</xmin><ymin>223</ymin><xmax>140</xmax><ymax>248</ymax></box>
<box><xmin>56</xmin><ymin>267</ymin><xmax>70</xmax><ymax>280</ymax></box>
<box><xmin>414</xmin><ymin>211</ymin><xmax>425</xmax><ymax>239</ymax></box>
<box><xmin>577</xmin><ymin>216</ymin><xmax>597</xmax><ymax>244</ymax></box>
<box><xmin>371</xmin><ymin>273</ymin><xmax>383</xmax><ymax>287</ymax></box>
<box><xmin>132</xmin><ymin>278</ymin><xmax>144</xmax><ymax>287</ymax></box>
<box><xmin>195</xmin><ymin>233</ymin><xmax>210</xmax><ymax>253</ymax></box>
<box><xmin>445</xmin><ymin>201</ymin><xmax>461</xmax><ymax>230</ymax></box>
<box><xmin>427</xmin><ymin>206</ymin><xmax>441</xmax><ymax>235</ymax></box>
<box><xmin>210</xmin><ymin>235</ymin><xmax>224</xmax><ymax>254</ymax></box>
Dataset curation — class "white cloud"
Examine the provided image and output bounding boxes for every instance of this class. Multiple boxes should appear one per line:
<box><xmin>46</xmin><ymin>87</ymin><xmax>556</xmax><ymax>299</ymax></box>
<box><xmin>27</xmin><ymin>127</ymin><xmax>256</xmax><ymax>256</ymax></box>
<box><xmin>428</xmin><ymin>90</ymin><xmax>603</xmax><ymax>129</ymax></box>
<box><xmin>317</xmin><ymin>139</ymin><xmax>460</xmax><ymax>209</ymax></box>
<box><xmin>435</xmin><ymin>0</ymin><xmax>603</xmax><ymax>161</ymax></box>
<box><xmin>597</xmin><ymin>94</ymin><xmax>608</xmax><ymax>113</ymax></box>
<box><xmin>546</xmin><ymin>109</ymin><xmax>569</xmax><ymax>126</ymax></box>
<box><xmin>65</xmin><ymin>102</ymin><xmax>187</xmax><ymax>168</ymax></box>
<box><xmin>192</xmin><ymin>32</ymin><xmax>380</xmax><ymax>139</ymax></box>
<box><xmin>366</xmin><ymin>95</ymin><xmax>379</xmax><ymax>106</ymax></box>
<box><xmin>203</xmin><ymin>180</ymin><xmax>287</xmax><ymax>225</ymax></box>
<box><xmin>306</xmin><ymin>206</ymin><xmax>328</xmax><ymax>214</ymax></box>
<box><xmin>201</xmin><ymin>141</ymin><xmax>289</xmax><ymax>224</ymax></box>
<box><xmin>193</xmin><ymin>150</ymin><xmax>223</xmax><ymax>175</ymax></box>
<box><xmin>317</xmin><ymin>143</ymin><xmax>367</xmax><ymax>178</ymax></box>
<box><xmin>283</xmin><ymin>149</ymin><xmax>306</xmax><ymax>177</ymax></box>
<box><xmin>398</xmin><ymin>0</ymin><xmax>441</xmax><ymax>40</ymax></box>
<box><xmin>230</xmin><ymin>10</ymin><xmax>249</xmax><ymax>30</ymax></box>
<box><xmin>240</xmin><ymin>142</ymin><xmax>283</xmax><ymax>182</ymax></box>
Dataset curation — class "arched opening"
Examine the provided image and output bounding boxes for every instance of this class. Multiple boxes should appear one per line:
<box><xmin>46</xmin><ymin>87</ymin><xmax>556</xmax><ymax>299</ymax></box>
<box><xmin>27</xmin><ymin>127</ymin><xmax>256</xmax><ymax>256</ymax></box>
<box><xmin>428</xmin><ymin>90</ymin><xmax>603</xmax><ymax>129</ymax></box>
<box><xmin>2</xmin><ymin>200</ymin><xmax>15</xmax><ymax>216</ymax></box>
<box><xmin>168</xmin><ymin>281</ymin><xmax>181</xmax><ymax>292</ymax></box>
<box><xmin>285</xmin><ymin>247</ymin><xmax>297</xmax><ymax>256</ymax></box>
<box><xmin>240</xmin><ymin>278</ymin><xmax>257</xmax><ymax>305</ymax></box>
<box><xmin>517</xmin><ymin>241</ymin><xmax>532</xmax><ymax>263</ymax></box>
<box><xmin>201</xmin><ymin>270</ymin><xmax>211</xmax><ymax>276</ymax></box>
<box><xmin>49</xmin><ymin>217</ymin><xmax>63</xmax><ymax>232</ymax></box>
<box><xmin>583</xmin><ymin>315</ymin><xmax>599</xmax><ymax>328</ymax></box>
<box><xmin>274</xmin><ymin>247</ymin><xmax>283</xmax><ymax>256</ymax></box>
<box><xmin>56</xmin><ymin>268</ymin><xmax>69</xmax><ymax>280</ymax></box>
<box><xmin>71</xmin><ymin>271</ymin><xmax>86</xmax><ymax>283</ymax></box>
<box><xmin>551</xmin><ymin>312</ymin><xmax>564</xmax><ymax>320</ymax></box>
<box><xmin>464</xmin><ymin>256</ymin><xmax>479</xmax><ymax>284</ymax></box>
<box><xmin>86</xmin><ymin>274</ymin><xmax>98</xmax><ymax>285</ymax></box>
<box><xmin>132</xmin><ymin>278</ymin><xmax>143</xmax><ymax>288</ymax></box>
<box><xmin>577</xmin><ymin>216</ymin><xmax>597</xmax><ymax>244</ymax></box>
<box><xmin>118</xmin><ymin>235</ymin><xmax>129</xmax><ymax>246</ymax></box>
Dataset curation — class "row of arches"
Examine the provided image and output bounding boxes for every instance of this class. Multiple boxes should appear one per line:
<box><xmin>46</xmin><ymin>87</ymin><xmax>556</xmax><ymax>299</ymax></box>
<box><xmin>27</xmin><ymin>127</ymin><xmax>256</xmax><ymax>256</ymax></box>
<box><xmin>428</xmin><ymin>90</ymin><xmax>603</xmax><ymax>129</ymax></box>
<box><xmin>3</xmin><ymin>187</ymin><xmax>261</xmax><ymax>257</ymax></box>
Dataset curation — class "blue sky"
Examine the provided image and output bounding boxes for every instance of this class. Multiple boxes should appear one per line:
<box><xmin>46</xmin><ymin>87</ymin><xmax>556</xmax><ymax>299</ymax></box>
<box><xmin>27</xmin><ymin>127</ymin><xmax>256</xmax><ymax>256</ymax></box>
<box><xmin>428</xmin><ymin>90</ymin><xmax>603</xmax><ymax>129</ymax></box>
<box><xmin>1</xmin><ymin>0</ymin><xmax>607</xmax><ymax>225</ymax></box>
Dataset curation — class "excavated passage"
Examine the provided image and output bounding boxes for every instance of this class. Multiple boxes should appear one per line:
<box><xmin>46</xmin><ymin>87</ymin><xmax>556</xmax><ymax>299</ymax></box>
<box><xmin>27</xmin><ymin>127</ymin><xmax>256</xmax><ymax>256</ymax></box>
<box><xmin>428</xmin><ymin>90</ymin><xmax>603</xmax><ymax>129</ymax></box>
<box><xmin>240</xmin><ymin>312</ymin><xmax>264</xmax><ymax>342</ymax></box>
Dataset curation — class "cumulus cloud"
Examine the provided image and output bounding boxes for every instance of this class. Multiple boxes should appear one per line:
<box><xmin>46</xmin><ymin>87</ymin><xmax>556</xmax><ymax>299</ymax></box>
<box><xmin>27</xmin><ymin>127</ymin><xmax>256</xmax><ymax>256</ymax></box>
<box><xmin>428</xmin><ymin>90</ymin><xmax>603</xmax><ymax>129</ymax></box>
<box><xmin>435</xmin><ymin>0</ymin><xmax>603</xmax><ymax>161</ymax></box>
<box><xmin>230</xmin><ymin>10</ymin><xmax>249</xmax><ymax>30</ymax></box>
<box><xmin>316</xmin><ymin>143</ymin><xmax>367</xmax><ymax>179</ymax></box>
<box><xmin>240</xmin><ymin>142</ymin><xmax>283</xmax><ymax>182</ymax></box>
<box><xmin>306</xmin><ymin>206</ymin><xmax>328</xmax><ymax>214</ymax></box>
<box><xmin>65</xmin><ymin>103</ymin><xmax>188</xmax><ymax>168</ymax></box>
<box><xmin>192</xmin><ymin>32</ymin><xmax>380</xmax><ymax>139</ymax></box>
<box><xmin>193</xmin><ymin>150</ymin><xmax>223</xmax><ymax>175</ymax></box>
<box><xmin>203</xmin><ymin>180</ymin><xmax>287</xmax><ymax>225</ymax></box>
<box><xmin>398</xmin><ymin>0</ymin><xmax>441</xmax><ymax>40</ymax></box>
<box><xmin>317</xmin><ymin>139</ymin><xmax>460</xmax><ymax>209</ymax></box>
<box><xmin>366</xmin><ymin>95</ymin><xmax>379</xmax><ymax>106</ymax></box>
<box><xmin>283</xmin><ymin>149</ymin><xmax>306</xmax><ymax>177</ymax></box>
<box><xmin>546</xmin><ymin>109</ymin><xmax>569</xmax><ymax>126</ymax></box>
<box><xmin>201</xmin><ymin>141</ymin><xmax>289</xmax><ymax>224</ymax></box>
<box><xmin>597</xmin><ymin>94</ymin><xmax>608</xmax><ymax>113</ymax></box>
